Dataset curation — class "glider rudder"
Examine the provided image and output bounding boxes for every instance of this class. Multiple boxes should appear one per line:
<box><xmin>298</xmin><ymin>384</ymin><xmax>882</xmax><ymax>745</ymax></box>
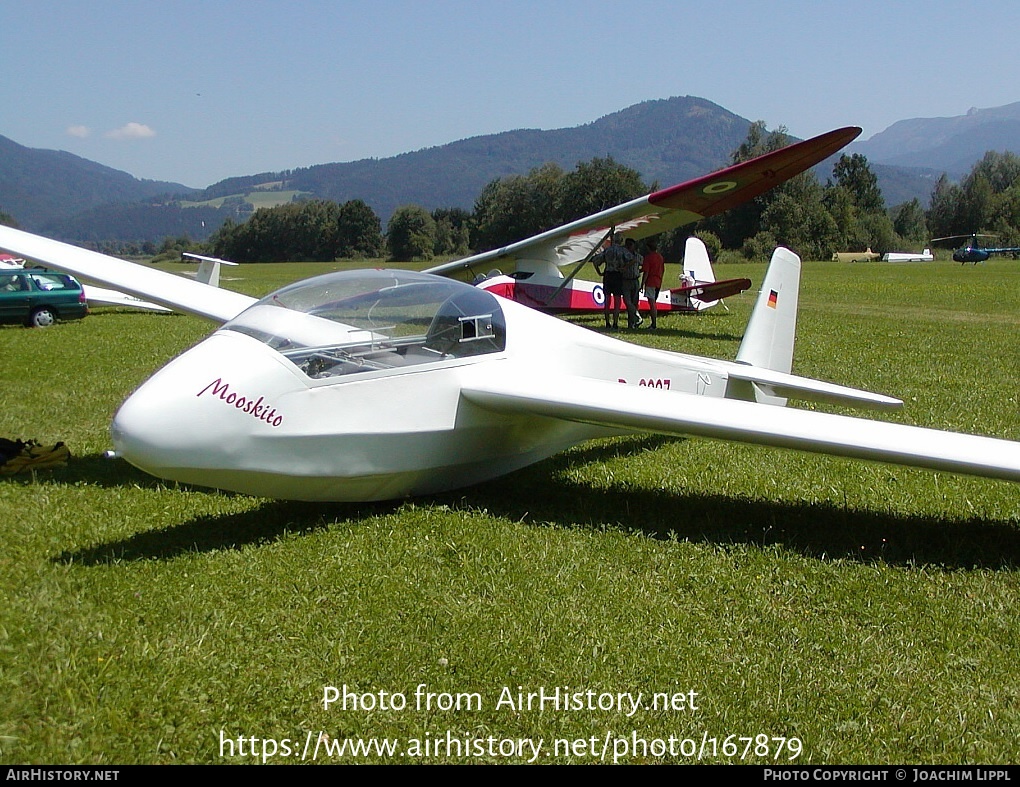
<box><xmin>729</xmin><ymin>247</ymin><xmax>801</xmax><ymax>404</ymax></box>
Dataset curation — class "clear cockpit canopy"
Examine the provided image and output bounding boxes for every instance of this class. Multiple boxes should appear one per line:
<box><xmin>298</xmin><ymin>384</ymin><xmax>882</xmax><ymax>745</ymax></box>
<box><xmin>222</xmin><ymin>269</ymin><xmax>506</xmax><ymax>379</ymax></box>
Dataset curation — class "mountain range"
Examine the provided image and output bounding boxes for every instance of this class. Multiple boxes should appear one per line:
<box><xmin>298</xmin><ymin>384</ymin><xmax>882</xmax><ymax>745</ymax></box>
<box><xmin>2</xmin><ymin>96</ymin><xmax>1018</xmax><ymax>244</ymax></box>
<box><xmin>851</xmin><ymin>101</ymin><xmax>1020</xmax><ymax>174</ymax></box>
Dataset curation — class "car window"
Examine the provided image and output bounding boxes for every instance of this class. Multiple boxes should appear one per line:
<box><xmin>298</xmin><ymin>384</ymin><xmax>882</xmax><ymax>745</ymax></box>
<box><xmin>0</xmin><ymin>274</ymin><xmax>27</xmax><ymax>292</ymax></box>
<box><xmin>29</xmin><ymin>274</ymin><xmax>76</xmax><ymax>291</ymax></box>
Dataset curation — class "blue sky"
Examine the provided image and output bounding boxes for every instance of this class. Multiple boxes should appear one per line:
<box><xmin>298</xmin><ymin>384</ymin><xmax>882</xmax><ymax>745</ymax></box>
<box><xmin>3</xmin><ymin>0</ymin><xmax>1018</xmax><ymax>188</ymax></box>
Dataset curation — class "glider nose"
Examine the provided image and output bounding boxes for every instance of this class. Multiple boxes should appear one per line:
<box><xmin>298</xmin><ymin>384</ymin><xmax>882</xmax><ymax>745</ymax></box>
<box><xmin>112</xmin><ymin>332</ymin><xmax>301</xmax><ymax>487</ymax></box>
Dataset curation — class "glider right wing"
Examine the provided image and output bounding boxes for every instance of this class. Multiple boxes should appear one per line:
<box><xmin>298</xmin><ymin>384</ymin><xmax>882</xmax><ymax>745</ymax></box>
<box><xmin>0</xmin><ymin>226</ymin><xmax>255</xmax><ymax>323</ymax></box>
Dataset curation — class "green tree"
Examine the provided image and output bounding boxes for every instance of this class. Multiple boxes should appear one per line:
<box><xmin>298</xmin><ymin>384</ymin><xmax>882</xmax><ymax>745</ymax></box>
<box><xmin>755</xmin><ymin>176</ymin><xmax>840</xmax><ymax>260</ymax></box>
<box><xmin>969</xmin><ymin>150</ymin><xmax>1020</xmax><ymax>193</ymax></box>
<box><xmin>471</xmin><ymin>158</ymin><xmax>647</xmax><ymax>252</ymax></box>
<box><xmin>431</xmin><ymin>207</ymin><xmax>471</xmax><ymax>257</ymax></box>
<box><xmin>387</xmin><ymin>205</ymin><xmax>436</xmax><ymax>261</ymax></box>
<box><xmin>336</xmin><ymin>200</ymin><xmax>384</xmax><ymax>258</ymax></box>
<box><xmin>927</xmin><ymin>174</ymin><xmax>964</xmax><ymax>240</ymax></box>
<box><xmin>472</xmin><ymin>163</ymin><xmax>563</xmax><ymax>251</ymax></box>
<box><xmin>554</xmin><ymin>157</ymin><xmax>647</xmax><ymax>224</ymax></box>
<box><xmin>928</xmin><ymin>153</ymin><xmax>1020</xmax><ymax>244</ymax></box>
<box><xmin>729</xmin><ymin>120</ymin><xmax>791</xmax><ymax>165</ymax></box>
<box><xmin>987</xmin><ymin>185</ymin><xmax>1020</xmax><ymax>246</ymax></box>
<box><xmin>830</xmin><ymin>153</ymin><xmax>885</xmax><ymax>214</ymax></box>
<box><xmin>890</xmin><ymin>199</ymin><xmax>927</xmax><ymax>243</ymax></box>
<box><xmin>822</xmin><ymin>153</ymin><xmax>893</xmax><ymax>252</ymax></box>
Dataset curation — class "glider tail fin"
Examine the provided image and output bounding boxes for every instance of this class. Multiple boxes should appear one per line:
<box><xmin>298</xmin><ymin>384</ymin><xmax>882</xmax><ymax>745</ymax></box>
<box><xmin>728</xmin><ymin>247</ymin><xmax>801</xmax><ymax>404</ymax></box>
<box><xmin>195</xmin><ymin>260</ymin><xmax>221</xmax><ymax>288</ymax></box>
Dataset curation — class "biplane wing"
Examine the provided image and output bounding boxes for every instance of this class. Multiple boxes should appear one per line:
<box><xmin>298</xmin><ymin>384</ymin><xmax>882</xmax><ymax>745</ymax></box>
<box><xmin>424</xmin><ymin>126</ymin><xmax>861</xmax><ymax>280</ymax></box>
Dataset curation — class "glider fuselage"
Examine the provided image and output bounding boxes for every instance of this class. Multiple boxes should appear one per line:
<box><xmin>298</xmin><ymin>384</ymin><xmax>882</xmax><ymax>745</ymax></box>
<box><xmin>111</xmin><ymin>271</ymin><xmax>734</xmax><ymax>501</ymax></box>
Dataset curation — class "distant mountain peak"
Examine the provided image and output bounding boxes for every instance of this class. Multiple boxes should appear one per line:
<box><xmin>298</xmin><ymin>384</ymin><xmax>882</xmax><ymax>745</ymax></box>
<box><xmin>852</xmin><ymin>101</ymin><xmax>1020</xmax><ymax>176</ymax></box>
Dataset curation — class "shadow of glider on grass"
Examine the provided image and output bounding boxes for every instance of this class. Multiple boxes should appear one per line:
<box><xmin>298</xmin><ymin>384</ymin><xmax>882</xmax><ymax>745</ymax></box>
<box><xmin>2</xmin><ymin>126</ymin><xmax>1019</xmax><ymax>502</ymax></box>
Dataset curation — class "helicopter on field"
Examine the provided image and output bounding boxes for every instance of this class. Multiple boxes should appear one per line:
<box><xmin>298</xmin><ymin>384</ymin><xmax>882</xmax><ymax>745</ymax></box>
<box><xmin>931</xmin><ymin>233</ymin><xmax>1020</xmax><ymax>264</ymax></box>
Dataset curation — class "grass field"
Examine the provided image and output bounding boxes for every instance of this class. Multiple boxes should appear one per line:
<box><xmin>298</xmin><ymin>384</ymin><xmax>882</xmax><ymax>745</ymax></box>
<box><xmin>1</xmin><ymin>258</ymin><xmax>1018</xmax><ymax>764</ymax></box>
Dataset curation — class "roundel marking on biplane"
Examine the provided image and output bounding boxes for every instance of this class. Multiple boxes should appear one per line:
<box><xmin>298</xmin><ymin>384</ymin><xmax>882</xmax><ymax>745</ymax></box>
<box><xmin>593</xmin><ymin>285</ymin><xmax>605</xmax><ymax>305</ymax></box>
<box><xmin>702</xmin><ymin>181</ymin><xmax>738</xmax><ymax>195</ymax></box>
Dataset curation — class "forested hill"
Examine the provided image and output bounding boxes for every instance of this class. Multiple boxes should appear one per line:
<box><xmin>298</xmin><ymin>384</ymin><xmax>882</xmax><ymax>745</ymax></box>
<box><xmin>0</xmin><ymin>134</ymin><xmax>189</xmax><ymax>231</ymax></box>
<box><xmin>2</xmin><ymin>95</ymin><xmax>953</xmax><ymax>243</ymax></box>
<box><xmin>199</xmin><ymin>96</ymin><xmax>753</xmax><ymax>221</ymax></box>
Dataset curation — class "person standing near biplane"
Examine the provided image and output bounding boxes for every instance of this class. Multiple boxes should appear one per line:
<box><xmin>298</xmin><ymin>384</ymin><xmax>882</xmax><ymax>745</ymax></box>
<box><xmin>593</xmin><ymin>233</ymin><xmax>642</xmax><ymax>330</ymax></box>
<box><xmin>592</xmin><ymin>233</ymin><xmax>624</xmax><ymax>329</ymax></box>
<box><xmin>640</xmin><ymin>239</ymin><xmax>665</xmax><ymax>330</ymax></box>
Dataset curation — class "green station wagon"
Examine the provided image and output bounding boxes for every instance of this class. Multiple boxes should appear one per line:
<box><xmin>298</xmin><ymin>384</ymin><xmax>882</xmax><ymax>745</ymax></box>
<box><xmin>0</xmin><ymin>268</ymin><xmax>89</xmax><ymax>327</ymax></box>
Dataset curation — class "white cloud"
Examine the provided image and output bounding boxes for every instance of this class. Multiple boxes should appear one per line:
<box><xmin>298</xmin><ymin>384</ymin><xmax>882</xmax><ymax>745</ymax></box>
<box><xmin>105</xmin><ymin>122</ymin><xmax>156</xmax><ymax>140</ymax></box>
<box><xmin>66</xmin><ymin>125</ymin><xmax>90</xmax><ymax>138</ymax></box>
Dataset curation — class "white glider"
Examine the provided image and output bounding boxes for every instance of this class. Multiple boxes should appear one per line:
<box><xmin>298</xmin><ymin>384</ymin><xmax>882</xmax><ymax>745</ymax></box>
<box><xmin>0</xmin><ymin>127</ymin><xmax>1018</xmax><ymax>501</ymax></box>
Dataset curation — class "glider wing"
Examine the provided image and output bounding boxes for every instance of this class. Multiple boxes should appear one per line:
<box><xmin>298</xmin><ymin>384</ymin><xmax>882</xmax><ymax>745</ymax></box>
<box><xmin>461</xmin><ymin>374</ymin><xmax>1020</xmax><ymax>483</ymax></box>
<box><xmin>0</xmin><ymin>226</ymin><xmax>255</xmax><ymax>323</ymax></box>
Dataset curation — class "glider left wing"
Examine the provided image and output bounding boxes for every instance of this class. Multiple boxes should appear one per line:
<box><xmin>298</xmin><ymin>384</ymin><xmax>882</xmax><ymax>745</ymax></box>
<box><xmin>0</xmin><ymin>226</ymin><xmax>255</xmax><ymax>323</ymax></box>
<box><xmin>425</xmin><ymin>126</ymin><xmax>861</xmax><ymax>280</ymax></box>
<box><xmin>461</xmin><ymin>374</ymin><xmax>1020</xmax><ymax>483</ymax></box>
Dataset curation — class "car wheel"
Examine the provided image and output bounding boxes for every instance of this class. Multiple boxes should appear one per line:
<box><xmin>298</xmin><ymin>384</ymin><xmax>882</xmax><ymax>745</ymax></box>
<box><xmin>28</xmin><ymin>307</ymin><xmax>57</xmax><ymax>328</ymax></box>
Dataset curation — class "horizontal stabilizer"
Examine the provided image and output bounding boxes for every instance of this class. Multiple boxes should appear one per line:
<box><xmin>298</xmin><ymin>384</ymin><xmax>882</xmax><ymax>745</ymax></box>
<box><xmin>724</xmin><ymin>365</ymin><xmax>902</xmax><ymax>410</ymax></box>
<box><xmin>670</xmin><ymin>277</ymin><xmax>751</xmax><ymax>303</ymax></box>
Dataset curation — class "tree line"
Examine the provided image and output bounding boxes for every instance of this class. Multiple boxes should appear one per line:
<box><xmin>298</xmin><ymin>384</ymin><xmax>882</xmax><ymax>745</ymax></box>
<box><xmin>175</xmin><ymin>124</ymin><xmax>1020</xmax><ymax>263</ymax></box>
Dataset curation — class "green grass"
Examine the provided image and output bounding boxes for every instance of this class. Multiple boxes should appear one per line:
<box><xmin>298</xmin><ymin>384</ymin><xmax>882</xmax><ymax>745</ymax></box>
<box><xmin>1</xmin><ymin>259</ymin><xmax>1018</xmax><ymax>764</ymax></box>
<box><xmin>179</xmin><ymin>190</ymin><xmax>311</xmax><ymax>210</ymax></box>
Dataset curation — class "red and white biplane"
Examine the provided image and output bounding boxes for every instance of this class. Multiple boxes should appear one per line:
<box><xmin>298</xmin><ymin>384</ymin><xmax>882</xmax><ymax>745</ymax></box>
<box><xmin>425</xmin><ymin>127</ymin><xmax>856</xmax><ymax>314</ymax></box>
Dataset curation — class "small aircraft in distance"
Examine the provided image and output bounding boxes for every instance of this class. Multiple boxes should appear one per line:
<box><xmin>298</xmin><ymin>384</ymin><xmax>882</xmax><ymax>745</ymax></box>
<box><xmin>831</xmin><ymin>248</ymin><xmax>880</xmax><ymax>263</ymax></box>
<box><xmin>2</xmin><ymin>150</ymin><xmax>1020</xmax><ymax>502</ymax></box>
<box><xmin>181</xmin><ymin>252</ymin><xmax>239</xmax><ymax>288</ymax></box>
<box><xmin>881</xmin><ymin>248</ymin><xmax>933</xmax><ymax>263</ymax></box>
<box><xmin>931</xmin><ymin>234</ymin><xmax>1020</xmax><ymax>264</ymax></box>
<box><xmin>423</xmin><ymin>127</ymin><xmax>861</xmax><ymax>314</ymax></box>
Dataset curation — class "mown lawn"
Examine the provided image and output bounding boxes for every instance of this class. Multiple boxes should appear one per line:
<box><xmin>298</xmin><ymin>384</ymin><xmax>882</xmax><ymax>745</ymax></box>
<box><xmin>1</xmin><ymin>258</ymin><xmax>1018</xmax><ymax>763</ymax></box>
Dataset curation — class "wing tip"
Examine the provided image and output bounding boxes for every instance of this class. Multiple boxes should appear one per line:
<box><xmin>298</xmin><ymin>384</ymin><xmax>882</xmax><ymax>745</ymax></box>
<box><xmin>648</xmin><ymin>126</ymin><xmax>862</xmax><ymax>207</ymax></box>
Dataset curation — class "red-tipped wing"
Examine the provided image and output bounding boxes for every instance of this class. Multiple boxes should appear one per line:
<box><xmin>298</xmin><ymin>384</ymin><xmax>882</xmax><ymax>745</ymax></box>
<box><xmin>425</xmin><ymin>127</ymin><xmax>861</xmax><ymax>279</ymax></box>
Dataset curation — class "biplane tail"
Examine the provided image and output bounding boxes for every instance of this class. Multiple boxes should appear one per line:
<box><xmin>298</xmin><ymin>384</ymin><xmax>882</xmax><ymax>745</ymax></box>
<box><xmin>682</xmin><ymin>237</ymin><xmax>715</xmax><ymax>312</ymax></box>
<box><xmin>684</xmin><ymin>236</ymin><xmax>715</xmax><ymax>285</ymax></box>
